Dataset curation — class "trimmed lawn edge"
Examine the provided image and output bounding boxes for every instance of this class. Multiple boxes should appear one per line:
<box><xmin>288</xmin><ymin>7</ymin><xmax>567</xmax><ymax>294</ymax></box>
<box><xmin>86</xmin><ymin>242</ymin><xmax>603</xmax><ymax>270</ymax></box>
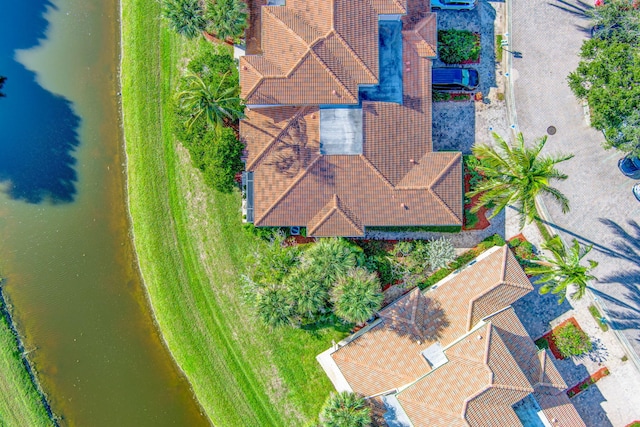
<box><xmin>0</xmin><ymin>285</ymin><xmax>56</xmax><ymax>427</ymax></box>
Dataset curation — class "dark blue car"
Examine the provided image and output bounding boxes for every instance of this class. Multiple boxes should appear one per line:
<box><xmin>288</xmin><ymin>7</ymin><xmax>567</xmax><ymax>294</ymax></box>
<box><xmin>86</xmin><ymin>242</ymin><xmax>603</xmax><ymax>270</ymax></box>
<box><xmin>618</xmin><ymin>154</ymin><xmax>640</xmax><ymax>179</ymax></box>
<box><xmin>432</xmin><ymin>68</ymin><xmax>479</xmax><ymax>91</ymax></box>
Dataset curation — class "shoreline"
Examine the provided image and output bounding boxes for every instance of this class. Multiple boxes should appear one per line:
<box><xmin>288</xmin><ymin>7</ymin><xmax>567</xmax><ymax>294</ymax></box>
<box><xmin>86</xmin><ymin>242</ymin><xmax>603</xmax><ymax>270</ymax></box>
<box><xmin>0</xmin><ymin>281</ymin><xmax>58</xmax><ymax>426</ymax></box>
<box><xmin>115</xmin><ymin>0</ymin><xmax>210</xmax><ymax>421</ymax></box>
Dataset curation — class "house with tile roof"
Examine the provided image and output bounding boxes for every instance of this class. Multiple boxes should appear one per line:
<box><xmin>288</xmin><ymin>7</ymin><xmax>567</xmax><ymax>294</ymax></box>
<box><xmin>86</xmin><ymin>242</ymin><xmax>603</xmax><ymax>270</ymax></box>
<box><xmin>317</xmin><ymin>246</ymin><xmax>586</xmax><ymax>427</ymax></box>
<box><xmin>239</xmin><ymin>0</ymin><xmax>463</xmax><ymax>237</ymax></box>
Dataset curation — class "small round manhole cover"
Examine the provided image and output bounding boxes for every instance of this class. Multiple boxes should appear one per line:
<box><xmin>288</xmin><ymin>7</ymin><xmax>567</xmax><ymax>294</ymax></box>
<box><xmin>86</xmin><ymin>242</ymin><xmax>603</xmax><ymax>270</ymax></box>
<box><xmin>547</xmin><ymin>126</ymin><xmax>557</xmax><ymax>135</ymax></box>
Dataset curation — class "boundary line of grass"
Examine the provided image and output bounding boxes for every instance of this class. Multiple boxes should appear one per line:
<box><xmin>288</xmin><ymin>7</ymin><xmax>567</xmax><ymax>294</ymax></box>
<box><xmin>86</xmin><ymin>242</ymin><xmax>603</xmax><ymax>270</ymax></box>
<box><xmin>119</xmin><ymin>1</ymin><xmax>348</xmax><ymax>425</ymax></box>
<box><xmin>0</xmin><ymin>283</ymin><xmax>56</xmax><ymax>427</ymax></box>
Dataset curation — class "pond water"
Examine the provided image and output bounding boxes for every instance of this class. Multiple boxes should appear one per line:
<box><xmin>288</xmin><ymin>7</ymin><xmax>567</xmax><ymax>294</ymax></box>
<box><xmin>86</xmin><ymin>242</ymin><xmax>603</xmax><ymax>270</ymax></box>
<box><xmin>0</xmin><ymin>1</ymin><xmax>209</xmax><ymax>425</ymax></box>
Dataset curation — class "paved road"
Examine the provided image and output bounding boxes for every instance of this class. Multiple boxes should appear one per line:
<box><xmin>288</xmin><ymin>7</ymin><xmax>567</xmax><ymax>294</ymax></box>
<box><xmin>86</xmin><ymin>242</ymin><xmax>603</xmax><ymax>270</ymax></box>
<box><xmin>510</xmin><ymin>0</ymin><xmax>640</xmax><ymax>358</ymax></box>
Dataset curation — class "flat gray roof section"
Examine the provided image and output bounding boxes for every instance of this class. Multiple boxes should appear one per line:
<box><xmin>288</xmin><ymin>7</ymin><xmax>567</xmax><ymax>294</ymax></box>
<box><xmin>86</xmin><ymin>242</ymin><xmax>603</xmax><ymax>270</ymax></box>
<box><xmin>320</xmin><ymin>108</ymin><xmax>363</xmax><ymax>155</ymax></box>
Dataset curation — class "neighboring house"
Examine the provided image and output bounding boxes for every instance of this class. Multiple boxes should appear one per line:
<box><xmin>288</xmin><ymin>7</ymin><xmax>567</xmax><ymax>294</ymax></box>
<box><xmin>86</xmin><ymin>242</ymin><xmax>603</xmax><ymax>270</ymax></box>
<box><xmin>239</xmin><ymin>0</ymin><xmax>463</xmax><ymax>237</ymax></box>
<box><xmin>317</xmin><ymin>246</ymin><xmax>586</xmax><ymax>427</ymax></box>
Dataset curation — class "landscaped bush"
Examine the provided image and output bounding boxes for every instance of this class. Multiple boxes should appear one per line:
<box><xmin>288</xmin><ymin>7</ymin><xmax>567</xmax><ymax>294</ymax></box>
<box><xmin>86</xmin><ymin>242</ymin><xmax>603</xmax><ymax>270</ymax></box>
<box><xmin>205</xmin><ymin>0</ymin><xmax>248</xmax><ymax>43</ymax></box>
<box><xmin>173</xmin><ymin>46</ymin><xmax>245</xmax><ymax>193</ymax></box>
<box><xmin>432</xmin><ymin>90</ymin><xmax>450</xmax><ymax>102</ymax></box>
<box><xmin>319</xmin><ymin>392</ymin><xmax>371</xmax><ymax>427</ymax></box>
<box><xmin>331</xmin><ymin>268</ymin><xmax>383</xmax><ymax>324</ymax></box>
<box><xmin>553</xmin><ymin>323</ymin><xmax>593</xmax><ymax>358</ymax></box>
<box><xmin>438</xmin><ymin>30</ymin><xmax>480</xmax><ymax>64</ymax></box>
<box><xmin>425</xmin><ymin>237</ymin><xmax>456</xmax><ymax>270</ymax></box>
<box><xmin>245</xmin><ymin>238</ymin><xmax>382</xmax><ymax>327</ymax></box>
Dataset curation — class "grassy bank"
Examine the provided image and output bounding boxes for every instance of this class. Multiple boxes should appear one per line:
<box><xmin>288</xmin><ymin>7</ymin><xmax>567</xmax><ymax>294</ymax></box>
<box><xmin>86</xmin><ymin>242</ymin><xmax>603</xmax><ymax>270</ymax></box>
<box><xmin>0</xmin><ymin>287</ymin><xmax>55</xmax><ymax>427</ymax></box>
<box><xmin>120</xmin><ymin>1</ymin><xmax>348</xmax><ymax>426</ymax></box>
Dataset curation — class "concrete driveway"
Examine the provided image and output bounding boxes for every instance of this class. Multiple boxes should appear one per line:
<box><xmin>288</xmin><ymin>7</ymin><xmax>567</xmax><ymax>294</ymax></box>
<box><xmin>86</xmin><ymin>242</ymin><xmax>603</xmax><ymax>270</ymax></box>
<box><xmin>510</xmin><ymin>0</ymin><xmax>640</xmax><ymax>362</ymax></box>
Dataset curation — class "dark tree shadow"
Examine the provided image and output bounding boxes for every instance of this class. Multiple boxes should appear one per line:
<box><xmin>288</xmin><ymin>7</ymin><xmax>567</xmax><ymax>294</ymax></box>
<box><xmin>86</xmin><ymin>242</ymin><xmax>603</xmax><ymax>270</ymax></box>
<box><xmin>381</xmin><ymin>292</ymin><xmax>450</xmax><ymax>343</ymax></box>
<box><xmin>0</xmin><ymin>1</ymin><xmax>80</xmax><ymax>203</ymax></box>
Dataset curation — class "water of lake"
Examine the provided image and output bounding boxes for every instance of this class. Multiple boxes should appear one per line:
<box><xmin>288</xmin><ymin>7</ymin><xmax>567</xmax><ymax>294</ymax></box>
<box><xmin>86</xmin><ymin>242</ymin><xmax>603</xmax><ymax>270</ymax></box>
<box><xmin>0</xmin><ymin>1</ymin><xmax>210</xmax><ymax>425</ymax></box>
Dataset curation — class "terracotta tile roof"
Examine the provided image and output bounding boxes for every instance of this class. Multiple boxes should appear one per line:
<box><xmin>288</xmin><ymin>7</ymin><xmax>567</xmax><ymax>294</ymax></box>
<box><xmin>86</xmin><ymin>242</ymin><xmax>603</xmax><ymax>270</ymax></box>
<box><xmin>240</xmin><ymin>0</ymin><xmax>407</xmax><ymax>105</ymax></box>
<box><xmin>240</xmin><ymin>2</ymin><xmax>459</xmax><ymax>236</ymax></box>
<box><xmin>535</xmin><ymin>392</ymin><xmax>586</xmax><ymax>427</ymax></box>
<box><xmin>324</xmin><ymin>246</ymin><xmax>585</xmax><ymax>426</ymax></box>
<box><xmin>403</xmin><ymin>14</ymin><xmax>438</xmax><ymax>58</ymax></box>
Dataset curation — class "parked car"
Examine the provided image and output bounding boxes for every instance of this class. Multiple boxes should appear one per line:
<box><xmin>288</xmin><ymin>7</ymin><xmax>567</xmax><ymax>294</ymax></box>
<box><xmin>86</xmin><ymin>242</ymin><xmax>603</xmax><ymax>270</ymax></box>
<box><xmin>617</xmin><ymin>154</ymin><xmax>640</xmax><ymax>179</ymax></box>
<box><xmin>633</xmin><ymin>183</ymin><xmax>640</xmax><ymax>202</ymax></box>
<box><xmin>432</xmin><ymin>68</ymin><xmax>479</xmax><ymax>90</ymax></box>
<box><xmin>430</xmin><ymin>0</ymin><xmax>477</xmax><ymax>10</ymax></box>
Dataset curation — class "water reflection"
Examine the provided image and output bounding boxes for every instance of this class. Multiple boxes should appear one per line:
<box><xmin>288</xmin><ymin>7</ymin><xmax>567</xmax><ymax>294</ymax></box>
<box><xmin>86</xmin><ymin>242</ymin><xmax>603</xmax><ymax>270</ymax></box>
<box><xmin>0</xmin><ymin>0</ymin><xmax>80</xmax><ymax>203</ymax></box>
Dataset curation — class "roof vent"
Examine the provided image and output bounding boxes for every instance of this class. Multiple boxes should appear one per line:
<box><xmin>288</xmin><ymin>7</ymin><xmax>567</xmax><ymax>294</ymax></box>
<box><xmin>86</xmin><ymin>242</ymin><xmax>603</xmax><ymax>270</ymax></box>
<box><xmin>332</xmin><ymin>89</ymin><xmax>338</xmax><ymax>96</ymax></box>
<box><xmin>406</xmin><ymin>67</ymin><xmax>411</xmax><ymax>72</ymax></box>
<box><xmin>409</xmin><ymin>158</ymin><xmax>416</xmax><ymax>164</ymax></box>
<box><xmin>241</xmin><ymin>65</ymin><xmax>247</xmax><ymax>70</ymax></box>
<box><xmin>400</xmin><ymin>203</ymin><xmax>407</xmax><ymax>209</ymax></box>
<box><xmin>477</xmin><ymin>335</ymin><xmax>483</xmax><ymax>340</ymax></box>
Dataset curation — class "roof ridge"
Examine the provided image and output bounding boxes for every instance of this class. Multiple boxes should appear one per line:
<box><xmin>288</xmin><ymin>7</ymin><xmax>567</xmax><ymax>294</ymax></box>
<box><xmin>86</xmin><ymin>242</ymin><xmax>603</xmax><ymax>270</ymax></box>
<box><xmin>245</xmin><ymin>108</ymin><xmax>309</xmax><ymax>170</ymax></box>
<box><xmin>333</xmin><ymin>196</ymin><xmax>364</xmax><ymax>232</ymax></box>
<box><xmin>308</xmin><ymin>46</ymin><xmax>358</xmax><ymax>103</ymax></box>
<box><xmin>492</xmin><ymin>383</ymin><xmax>534</xmax><ymax>393</ymax></box>
<box><xmin>329</xmin><ymin>29</ymin><xmax>378</xmax><ymax>83</ymax></box>
<box><xmin>255</xmin><ymin>155</ymin><xmax>322</xmax><ymax>225</ymax></box>
<box><xmin>262</xmin><ymin>7</ymin><xmax>311</xmax><ymax>49</ymax></box>
<box><xmin>428</xmin><ymin>152</ymin><xmax>462</xmax><ymax>190</ymax></box>
<box><xmin>429</xmin><ymin>187</ymin><xmax>463</xmax><ymax>224</ymax></box>
<box><xmin>500</xmin><ymin>243</ymin><xmax>509</xmax><ymax>281</ymax></box>
<box><xmin>502</xmin><ymin>279</ymin><xmax>535</xmax><ymax>291</ymax></box>
<box><xmin>308</xmin><ymin>206</ymin><xmax>338</xmax><ymax>236</ymax></box>
<box><xmin>359</xmin><ymin>155</ymin><xmax>395</xmax><ymax>190</ymax></box>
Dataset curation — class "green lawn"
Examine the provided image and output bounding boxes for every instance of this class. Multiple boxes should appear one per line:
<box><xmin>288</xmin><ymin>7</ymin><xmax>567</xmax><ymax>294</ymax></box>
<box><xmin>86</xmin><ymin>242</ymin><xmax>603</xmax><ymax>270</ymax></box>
<box><xmin>120</xmin><ymin>1</ymin><xmax>348</xmax><ymax>426</ymax></box>
<box><xmin>0</xmin><ymin>292</ymin><xmax>54</xmax><ymax>427</ymax></box>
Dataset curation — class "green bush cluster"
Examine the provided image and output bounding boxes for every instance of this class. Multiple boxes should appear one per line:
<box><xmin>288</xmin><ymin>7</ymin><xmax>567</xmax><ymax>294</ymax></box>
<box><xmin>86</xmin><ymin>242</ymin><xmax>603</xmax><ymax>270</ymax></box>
<box><xmin>508</xmin><ymin>237</ymin><xmax>538</xmax><ymax>269</ymax></box>
<box><xmin>318</xmin><ymin>392</ymin><xmax>371</xmax><ymax>427</ymax></box>
<box><xmin>432</xmin><ymin>90</ymin><xmax>450</xmax><ymax>102</ymax></box>
<box><xmin>162</xmin><ymin>0</ymin><xmax>247</xmax><ymax>42</ymax></box>
<box><xmin>437</xmin><ymin>30</ymin><xmax>480</xmax><ymax>64</ymax></box>
<box><xmin>173</xmin><ymin>46</ymin><xmax>245</xmax><ymax>193</ymax></box>
<box><xmin>568</xmin><ymin>0</ymin><xmax>640</xmax><ymax>156</ymax></box>
<box><xmin>553</xmin><ymin>323</ymin><xmax>593</xmax><ymax>358</ymax></box>
<box><xmin>245</xmin><ymin>238</ymin><xmax>383</xmax><ymax>327</ymax></box>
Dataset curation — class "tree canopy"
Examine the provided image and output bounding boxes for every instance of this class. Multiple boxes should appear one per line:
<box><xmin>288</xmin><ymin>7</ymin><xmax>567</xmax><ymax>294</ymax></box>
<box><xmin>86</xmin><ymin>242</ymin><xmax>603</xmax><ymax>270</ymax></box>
<box><xmin>568</xmin><ymin>0</ymin><xmax>640</xmax><ymax>155</ymax></box>
<box><xmin>319</xmin><ymin>392</ymin><xmax>371</xmax><ymax>427</ymax></box>
<box><xmin>162</xmin><ymin>0</ymin><xmax>207</xmax><ymax>39</ymax></box>
<box><xmin>468</xmin><ymin>133</ymin><xmax>573</xmax><ymax>228</ymax></box>
<box><xmin>526</xmin><ymin>236</ymin><xmax>598</xmax><ymax>303</ymax></box>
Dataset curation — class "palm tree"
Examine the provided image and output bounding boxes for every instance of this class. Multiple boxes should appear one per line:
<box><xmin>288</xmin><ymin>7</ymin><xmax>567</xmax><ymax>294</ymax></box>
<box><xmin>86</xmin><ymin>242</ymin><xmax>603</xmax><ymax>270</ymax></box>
<box><xmin>319</xmin><ymin>391</ymin><xmax>371</xmax><ymax>427</ymax></box>
<box><xmin>255</xmin><ymin>284</ymin><xmax>293</xmax><ymax>328</ymax></box>
<box><xmin>301</xmin><ymin>238</ymin><xmax>362</xmax><ymax>285</ymax></box>
<box><xmin>286</xmin><ymin>269</ymin><xmax>329</xmax><ymax>324</ymax></box>
<box><xmin>176</xmin><ymin>71</ymin><xmax>244</xmax><ymax>131</ymax></box>
<box><xmin>526</xmin><ymin>235</ymin><xmax>598</xmax><ymax>303</ymax></box>
<box><xmin>468</xmin><ymin>132</ymin><xmax>574</xmax><ymax>228</ymax></box>
<box><xmin>205</xmin><ymin>0</ymin><xmax>248</xmax><ymax>43</ymax></box>
<box><xmin>587</xmin><ymin>0</ymin><xmax>640</xmax><ymax>41</ymax></box>
<box><xmin>331</xmin><ymin>268</ymin><xmax>383</xmax><ymax>325</ymax></box>
<box><xmin>162</xmin><ymin>0</ymin><xmax>207</xmax><ymax>39</ymax></box>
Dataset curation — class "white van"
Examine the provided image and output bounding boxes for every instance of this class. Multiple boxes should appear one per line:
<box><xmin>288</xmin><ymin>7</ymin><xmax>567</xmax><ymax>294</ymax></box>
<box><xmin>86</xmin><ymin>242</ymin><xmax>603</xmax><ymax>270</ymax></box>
<box><xmin>431</xmin><ymin>0</ymin><xmax>477</xmax><ymax>10</ymax></box>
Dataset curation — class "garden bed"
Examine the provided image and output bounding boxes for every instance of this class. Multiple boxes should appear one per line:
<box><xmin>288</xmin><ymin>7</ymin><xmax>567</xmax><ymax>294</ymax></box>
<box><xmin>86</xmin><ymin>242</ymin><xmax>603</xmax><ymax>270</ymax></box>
<box><xmin>433</xmin><ymin>91</ymin><xmax>473</xmax><ymax>102</ymax></box>
<box><xmin>567</xmin><ymin>367</ymin><xmax>610</xmax><ymax>398</ymax></box>
<box><xmin>463</xmin><ymin>168</ymin><xmax>490</xmax><ymax>231</ymax></box>
<box><xmin>507</xmin><ymin>234</ymin><xmax>538</xmax><ymax>271</ymax></box>
<box><xmin>437</xmin><ymin>30</ymin><xmax>481</xmax><ymax>64</ymax></box>
<box><xmin>535</xmin><ymin>317</ymin><xmax>587</xmax><ymax>360</ymax></box>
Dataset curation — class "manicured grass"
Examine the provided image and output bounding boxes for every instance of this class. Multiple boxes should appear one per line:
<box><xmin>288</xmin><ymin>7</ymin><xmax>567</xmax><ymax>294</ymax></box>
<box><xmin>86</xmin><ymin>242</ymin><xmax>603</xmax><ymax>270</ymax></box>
<box><xmin>496</xmin><ymin>35</ymin><xmax>503</xmax><ymax>62</ymax></box>
<box><xmin>120</xmin><ymin>1</ymin><xmax>348</xmax><ymax>426</ymax></box>
<box><xmin>588</xmin><ymin>304</ymin><xmax>609</xmax><ymax>332</ymax></box>
<box><xmin>0</xmin><ymin>290</ymin><xmax>54</xmax><ymax>427</ymax></box>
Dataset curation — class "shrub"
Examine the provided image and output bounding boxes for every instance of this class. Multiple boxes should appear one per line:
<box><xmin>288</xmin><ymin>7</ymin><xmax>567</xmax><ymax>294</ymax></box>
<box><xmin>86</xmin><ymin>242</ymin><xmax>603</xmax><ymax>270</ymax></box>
<box><xmin>426</xmin><ymin>237</ymin><xmax>456</xmax><ymax>270</ymax></box>
<box><xmin>162</xmin><ymin>0</ymin><xmax>207</xmax><ymax>39</ymax></box>
<box><xmin>438</xmin><ymin>30</ymin><xmax>480</xmax><ymax>64</ymax></box>
<box><xmin>535</xmin><ymin>337</ymin><xmax>550</xmax><ymax>350</ymax></box>
<box><xmin>319</xmin><ymin>392</ymin><xmax>371</xmax><ymax>427</ymax></box>
<box><xmin>205</xmin><ymin>0</ymin><xmax>248</xmax><ymax>43</ymax></box>
<box><xmin>588</xmin><ymin>304</ymin><xmax>609</xmax><ymax>331</ymax></box>
<box><xmin>202</xmin><ymin>127</ymin><xmax>245</xmax><ymax>192</ymax></box>
<box><xmin>331</xmin><ymin>268</ymin><xmax>383</xmax><ymax>324</ymax></box>
<box><xmin>394</xmin><ymin>241</ymin><xmax>414</xmax><ymax>257</ymax></box>
<box><xmin>432</xmin><ymin>90</ymin><xmax>450</xmax><ymax>102</ymax></box>
<box><xmin>553</xmin><ymin>323</ymin><xmax>593</xmax><ymax>358</ymax></box>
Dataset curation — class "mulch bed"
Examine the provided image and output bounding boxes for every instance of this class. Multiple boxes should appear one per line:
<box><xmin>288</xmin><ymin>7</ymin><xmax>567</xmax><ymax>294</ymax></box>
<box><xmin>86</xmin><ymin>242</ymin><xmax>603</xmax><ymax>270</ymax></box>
<box><xmin>538</xmin><ymin>317</ymin><xmax>583</xmax><ymax>360</ymax></box>
<box><xmin>567</xmin><ymin>366</ymin><xmax>610</xmax><ymax>398</ymax></box>
<box><xmin>463</xmin><ymin>173</ymin><xmax>490</xmax><ymax>231</ymax></box>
